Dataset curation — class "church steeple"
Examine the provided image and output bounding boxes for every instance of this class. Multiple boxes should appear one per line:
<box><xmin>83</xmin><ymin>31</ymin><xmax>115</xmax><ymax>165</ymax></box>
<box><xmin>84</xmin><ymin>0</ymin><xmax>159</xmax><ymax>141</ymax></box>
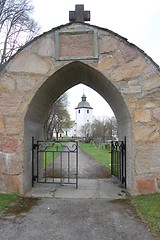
<box><xmin>82</xmin><ymin>94</ymin><xmax>86</xmax><ymax>102</ymax></box>
<box><xmin>75</xmin><ymin>94</ymin><xmax>93</xmax><ymax>109</ymax></box>
<box><xmin>75</xmin><ymin>93</ymin><xmax>93</xmax><ymax>137</ymax></box>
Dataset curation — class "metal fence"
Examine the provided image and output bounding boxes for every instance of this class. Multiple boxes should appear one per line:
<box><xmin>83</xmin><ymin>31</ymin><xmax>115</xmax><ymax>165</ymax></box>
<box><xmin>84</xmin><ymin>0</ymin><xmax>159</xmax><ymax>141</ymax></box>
<box><xmin>111</xmin><ymin>137</ymin><xmax>126</xmax><ymax>187</ymax></box>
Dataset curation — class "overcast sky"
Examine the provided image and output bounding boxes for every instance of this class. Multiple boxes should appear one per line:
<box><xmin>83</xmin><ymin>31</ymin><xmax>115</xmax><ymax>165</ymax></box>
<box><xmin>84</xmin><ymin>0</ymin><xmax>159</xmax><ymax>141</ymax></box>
<box><xmin>32</xmin><ymin>0</ymin><xmax>160</xmax><ymax>119</ymax></box>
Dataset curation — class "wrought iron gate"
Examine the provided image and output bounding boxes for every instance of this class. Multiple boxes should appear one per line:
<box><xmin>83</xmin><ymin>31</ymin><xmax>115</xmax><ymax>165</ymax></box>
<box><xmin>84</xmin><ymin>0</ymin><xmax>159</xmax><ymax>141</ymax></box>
<box><xmin>111</xmin><ymin>137</ymin><xmax>126</xmax><ymax>188</ymax></box>
<box><xmin>32</xmin><ymin>137</ymin><xmax>78</xmax><ymax>188</ymax></box>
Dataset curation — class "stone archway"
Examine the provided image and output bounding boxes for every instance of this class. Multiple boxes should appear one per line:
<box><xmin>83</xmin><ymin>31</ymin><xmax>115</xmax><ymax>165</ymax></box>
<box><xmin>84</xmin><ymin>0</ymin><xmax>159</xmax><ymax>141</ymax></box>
<box><xmin>0</xmin><ymin>22</ymin><xmax>160</xmax><ymax>195</ymax></box>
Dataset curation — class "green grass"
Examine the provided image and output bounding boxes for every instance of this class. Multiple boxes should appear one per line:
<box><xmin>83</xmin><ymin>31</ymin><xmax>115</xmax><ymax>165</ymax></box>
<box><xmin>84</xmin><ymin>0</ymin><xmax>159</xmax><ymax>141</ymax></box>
<box><xmin>132</xmin><ymin>193</ymin><xmax>160</xmax><ymax>238</ymax></box>
<box><xmin>0</xmin><ymin>193</ymin><xmax>18</xmax><ymax>213</ymax></box>
<box><xmin>79</xmin><ymin>142</ymin><xmax>111</xmax><ymax>169</ymax></box>
<box><xmin>79</xmin><ymin>142</ymin><xmax>160</xmax><ymax>238</ymax></box>
<box><xmin>43</xmin><ymin>143</ymin><xmax>63</xmax><ymax>168</ymax></box>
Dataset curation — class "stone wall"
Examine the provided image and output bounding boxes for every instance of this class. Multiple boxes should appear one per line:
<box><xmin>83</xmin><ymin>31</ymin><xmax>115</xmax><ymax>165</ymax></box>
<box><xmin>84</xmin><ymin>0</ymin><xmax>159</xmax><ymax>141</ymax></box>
<box><xmin>0</xmin><ymin>22</ymin><xmax>160</xmax><ymax>195</ymax></box>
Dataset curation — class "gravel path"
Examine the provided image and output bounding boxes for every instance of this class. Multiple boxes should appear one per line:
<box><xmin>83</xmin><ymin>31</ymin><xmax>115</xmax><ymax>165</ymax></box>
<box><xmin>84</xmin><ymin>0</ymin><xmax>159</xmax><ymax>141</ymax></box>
<box><xmin>78</xmin><ymin>147</ymin><xmax>111</xmax><ymax>179</ymax></box>
<box><xmin>0</xmin><ymin>198</ymin><xmax>155</xmax><ymax>240</ymax></box>
<box><xmin>0</xmin><ymin>146</ymin><xmax>156</xmax><ymax>240</ymax></box>
<box><xmin>45</xmin><ymin>146</ymin><xmax>111</xmax><ymax>180</ymax></box>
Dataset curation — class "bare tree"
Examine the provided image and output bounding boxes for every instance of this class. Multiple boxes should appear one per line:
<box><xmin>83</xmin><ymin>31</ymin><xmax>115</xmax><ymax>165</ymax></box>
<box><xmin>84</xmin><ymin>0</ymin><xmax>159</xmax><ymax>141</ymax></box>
<box><xmin>44</xmin><ymin>93</ymin><xmax>72</xmax><ymax>140</ymax></box>
<box><xmin>0</xmin><ymin>1</ymin><xmax>6</xmax><ymax>17</ymax></box>
<box><xmin>91</xmin><ymin>117</ymin><xmax>107</xmax><ymax>140</ymax></box>
<box><xmin>80</xmin><ymin>122</ymin><xmax>92</xmax><ymax>138</ymax></box>
<box><xmin>91</xmin><ymin>116</ymin><xmax>118</xmax><ymax>141</ymax></box>
<box><xmin>0</xmin><ymin>0</ymin><xmax>40</xmax><ymax>65</ymax></box>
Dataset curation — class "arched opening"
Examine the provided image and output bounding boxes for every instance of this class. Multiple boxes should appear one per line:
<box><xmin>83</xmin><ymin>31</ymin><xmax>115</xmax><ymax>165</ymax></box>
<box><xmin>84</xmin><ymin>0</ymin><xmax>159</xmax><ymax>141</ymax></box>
<box><xmin>24</xmin><ymin>61</ymin><xmax>132</xmax><ymax>193</ymax></box>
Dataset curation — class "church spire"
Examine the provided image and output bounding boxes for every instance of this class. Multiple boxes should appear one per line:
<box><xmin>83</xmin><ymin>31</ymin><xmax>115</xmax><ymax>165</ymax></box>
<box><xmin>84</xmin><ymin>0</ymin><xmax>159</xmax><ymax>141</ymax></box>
<box><xmin>82</xmin><ymin>94</ymin><xmax>86</xmax><ymax>102</ymax></box>
<box><xmin>75</xmin><ymin>93</ymin><xmax>93</xmax><ymax>109</ymax></box>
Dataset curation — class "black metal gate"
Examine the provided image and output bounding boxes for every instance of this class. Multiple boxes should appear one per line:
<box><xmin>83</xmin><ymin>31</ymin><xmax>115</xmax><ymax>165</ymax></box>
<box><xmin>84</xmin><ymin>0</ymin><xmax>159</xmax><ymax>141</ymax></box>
<box><xmin>32</xmin><ymin>137</ymin><xmax>78</xmax><ymax>188</ymax></box>
<box><xmin>111</xmin><ymin>137</ymin><xmax>126</xmax><ymax>188</ymax></box>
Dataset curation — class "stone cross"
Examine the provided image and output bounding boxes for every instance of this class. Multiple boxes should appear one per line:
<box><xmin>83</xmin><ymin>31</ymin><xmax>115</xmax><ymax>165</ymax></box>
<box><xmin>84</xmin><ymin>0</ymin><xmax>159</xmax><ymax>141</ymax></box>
<box><xmin>69</xmin><ymin>5</ymin><xmax>90</xmax><ymax>23</ymax></box>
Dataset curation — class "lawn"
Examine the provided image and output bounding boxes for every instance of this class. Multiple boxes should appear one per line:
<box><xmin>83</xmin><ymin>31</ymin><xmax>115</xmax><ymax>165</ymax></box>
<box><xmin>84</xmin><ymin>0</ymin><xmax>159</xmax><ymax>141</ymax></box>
<box><xmin>43</xmin><ymin>140</ymin><xmax>78</xmax><ymax>168</ymax></box>
<box><xmin>1</xmin><ymin>142</ymin><xmax>159</xmax><ymax>239</ymax></box>
<box><xmin>79</xmin><ymin>141</ymin><xmax>160</xmax><ymax>239</ymax></box>
<box><xmin>0</xmin><ymin>193</ymin><xmax>18</xmax><ymax>213</ymax></box>
<box><xmin>78</xmin><ymin>142</ymin><xmax>111</xmax><ymax>169</ymax></box>
<box><xmin>132</xmin><ymin>193</ymin><xmax>160</xmax><ymax>238</ymax></box>
<box><xmin>43</xmin><ymin>143</ymin><xmax>63</xmax><ymax>168</ymax></box>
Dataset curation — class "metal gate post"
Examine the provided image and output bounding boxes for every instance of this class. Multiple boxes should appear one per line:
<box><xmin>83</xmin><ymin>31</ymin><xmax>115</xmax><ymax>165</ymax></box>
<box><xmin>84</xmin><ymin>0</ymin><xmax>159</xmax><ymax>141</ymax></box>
<box><xmin>121</xmin><ymin>141</ymin><xmax>124</xmax><ymax>184</ymax></box>
<box><xmin>32</xmin><ymin>137</ymin><xmax>38</xmax><ymax>187</ymax></box>
<box><xmin>36</xmin><ymin>141</ymin><xmax>39</xmax><ymax>183</ymax></box>
<box><xmin>76</xmin><ymin>141</ymin><xmax>78</xmax><ymax>189</ymax></box>
<box><xmin>32</xmin><ymin>137</ymin><xmax>35</xmax><ymax>187</ymax></box>
<box><xmin>124</xmin><ymin>136</ymin><xmax>127</xmax><ymax>188</ymax></box>
<box><xmin>121</xmin><ymin>137</ymin><xmax>126</xmax><ymax>188</ymax></box>
<box><xmin>111</xmin><ymin>140</ymin><xmax>113</xmax><ymax>175</ymax></box>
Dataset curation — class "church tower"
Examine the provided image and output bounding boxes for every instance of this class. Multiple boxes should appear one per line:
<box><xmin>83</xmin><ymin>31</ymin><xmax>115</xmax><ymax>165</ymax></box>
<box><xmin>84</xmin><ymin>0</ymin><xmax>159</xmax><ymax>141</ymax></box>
<box><xmin>75</xmin><ymin>94</ymin><xmax>93</xmax><ymax>136</ymax></box>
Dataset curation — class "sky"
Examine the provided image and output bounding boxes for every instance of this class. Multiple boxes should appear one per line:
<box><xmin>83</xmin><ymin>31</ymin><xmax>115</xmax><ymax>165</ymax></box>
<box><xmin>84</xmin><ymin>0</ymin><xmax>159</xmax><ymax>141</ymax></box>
<box><xmin>32</xmin><ymin>0</ymin><xmax>160</xmax><ymax>120</ymax></box>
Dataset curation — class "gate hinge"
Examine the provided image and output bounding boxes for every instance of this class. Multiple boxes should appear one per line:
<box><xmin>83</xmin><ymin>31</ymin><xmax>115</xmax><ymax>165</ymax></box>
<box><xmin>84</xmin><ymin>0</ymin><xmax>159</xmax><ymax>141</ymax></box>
<box><xmin>122</xmin><ymin>176</ymin><xmax>126</xmax><ymax>184</ymax></box>
<box><xmin>32</xmin><ymin>175</ymin><xmax>37</xmax><ymax>181</ymax></box>
<box><xmin>32</xmin><ymin>143</ymin><xmax>38</xmax><ymax>150</ymax></box>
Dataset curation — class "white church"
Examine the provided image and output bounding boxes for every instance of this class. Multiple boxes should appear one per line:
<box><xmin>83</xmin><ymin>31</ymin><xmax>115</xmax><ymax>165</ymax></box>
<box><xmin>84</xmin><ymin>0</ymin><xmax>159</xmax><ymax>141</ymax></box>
<box><xmin>67</xmin><ymin>94</ymin><xmax>93</xmax><ymax>137</ymax></box>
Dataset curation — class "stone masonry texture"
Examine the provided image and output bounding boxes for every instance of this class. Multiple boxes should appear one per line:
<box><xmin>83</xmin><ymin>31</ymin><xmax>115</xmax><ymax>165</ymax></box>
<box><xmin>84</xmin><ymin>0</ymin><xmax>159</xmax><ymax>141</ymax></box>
<box><xmin>0</xmin><ymin>22</ymin><xmax>159</xmax><ymax>195</ymax></box>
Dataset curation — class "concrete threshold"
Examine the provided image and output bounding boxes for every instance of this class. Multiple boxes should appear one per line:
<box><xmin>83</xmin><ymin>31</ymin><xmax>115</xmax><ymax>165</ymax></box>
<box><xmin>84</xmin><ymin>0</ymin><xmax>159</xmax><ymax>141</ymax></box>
<box><xmin>26</xmin><ymin>177</ymin><xmax>127</xmax><ymax>200</ymax></box>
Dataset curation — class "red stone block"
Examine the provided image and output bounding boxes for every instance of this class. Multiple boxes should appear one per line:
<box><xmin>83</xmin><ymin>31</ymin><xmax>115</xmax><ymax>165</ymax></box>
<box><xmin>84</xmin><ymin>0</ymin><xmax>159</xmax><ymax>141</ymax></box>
<box><xmin>8</xmin><ymin>175</ymin><xmax>21</xmax><ymax>193</ymax></box>
<box><xmin>0</xmin><ymin>154</ymin><xmax>7</xmax><ymax>174</ymax></box>
<box><xmin>0</xmin><ymin>136</ymin><xmax>18</xmax><ymax>153</ymax></box>
<box><xmin>5</xmin><ymin>117</ymin><xmax>22</xmax><ymax>135</ymax></box>
<box><xmin>137</xmin><ymin>178</ymin><xmax>155</xmax><ymax>194</ymax></box>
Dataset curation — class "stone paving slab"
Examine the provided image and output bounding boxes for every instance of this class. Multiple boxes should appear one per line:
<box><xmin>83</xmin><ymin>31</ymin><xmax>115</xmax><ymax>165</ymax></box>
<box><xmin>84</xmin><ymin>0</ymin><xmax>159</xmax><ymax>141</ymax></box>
<box><xmin>26</xmin><ymin>177</ymin><xmax>126</xmax><ymax>200</ymax></box>
<box><xmin>99</xmin><ymin>179</ymin><xmax>126</xmax><ymax>199</ymax></box>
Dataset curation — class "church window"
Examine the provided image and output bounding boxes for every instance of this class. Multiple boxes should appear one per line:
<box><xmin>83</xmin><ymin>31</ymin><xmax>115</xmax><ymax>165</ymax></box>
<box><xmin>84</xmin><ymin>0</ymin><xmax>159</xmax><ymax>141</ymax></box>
<box><xmin>87</xmin><ymin>110</ymin><xmax>89</xmax><ymax>113</ymax></box>
<box><xmin>78</xmin><ymin>110</ymin><xmax>80</xmax><ymax>113</ymax></box>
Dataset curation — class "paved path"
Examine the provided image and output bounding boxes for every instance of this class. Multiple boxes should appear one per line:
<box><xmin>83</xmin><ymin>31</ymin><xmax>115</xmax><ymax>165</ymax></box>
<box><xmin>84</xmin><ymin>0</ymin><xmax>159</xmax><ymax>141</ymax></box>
<box><xmin>0</xmin><ymin>147</ymin><xmax>155</xmax><ymax>240</ymax></box>
<box><xmin>0</xmin><ymin>198</ymin><xmax>155</xmax><ymax>240</ymax></box>
<box><xmin>26</xmin><ymin>178</ymin><xmax>126</xmax><ymax>199</ymax></box>
<box><xmin>27</xmin><ymin>147</ymin><xmax>124</xmax><ymax>199</ymax></box>
<box><xmin>45</xmin><ymin>145</ymin><xmax>111</xmax><ymax>179</ymax></box>
<box><xmin>78</xmin><ymin>147</ymin><xmax>111</xmax><ymax>179</ymax></box>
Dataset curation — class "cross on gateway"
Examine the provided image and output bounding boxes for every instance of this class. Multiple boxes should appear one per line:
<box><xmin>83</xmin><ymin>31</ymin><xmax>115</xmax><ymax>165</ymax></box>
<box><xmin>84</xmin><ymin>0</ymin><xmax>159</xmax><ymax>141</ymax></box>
<box><xmin>69</xmin><ymin>5</ymin><xmax>90</xmax><ymax>23</ymax></box>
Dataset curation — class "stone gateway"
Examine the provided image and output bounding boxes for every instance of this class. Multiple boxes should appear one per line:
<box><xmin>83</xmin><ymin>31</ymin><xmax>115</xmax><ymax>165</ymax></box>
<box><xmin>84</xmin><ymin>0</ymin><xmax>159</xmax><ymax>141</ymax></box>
<box><xmin>0</xmin><ymin>20</ymin><xmax>160</xmax><ymax>195</ymax></box>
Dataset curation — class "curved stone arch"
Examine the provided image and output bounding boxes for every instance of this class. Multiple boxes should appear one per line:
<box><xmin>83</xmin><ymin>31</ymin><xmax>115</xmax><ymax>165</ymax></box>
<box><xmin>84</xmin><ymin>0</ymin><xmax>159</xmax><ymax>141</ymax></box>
<box><xmin>24</xmin><ymin>61</ymin><xmax>132</xmax><ymax>193</ymax></box>
<box><xmin>25</xmin><ymin>61</ymin><xmax>131</xmax><ymax>124</ymax></box>
<box><xmin>0</xmin><ymin>22</ymin><xmax>160</xmax><ymax>195</ymax></box>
